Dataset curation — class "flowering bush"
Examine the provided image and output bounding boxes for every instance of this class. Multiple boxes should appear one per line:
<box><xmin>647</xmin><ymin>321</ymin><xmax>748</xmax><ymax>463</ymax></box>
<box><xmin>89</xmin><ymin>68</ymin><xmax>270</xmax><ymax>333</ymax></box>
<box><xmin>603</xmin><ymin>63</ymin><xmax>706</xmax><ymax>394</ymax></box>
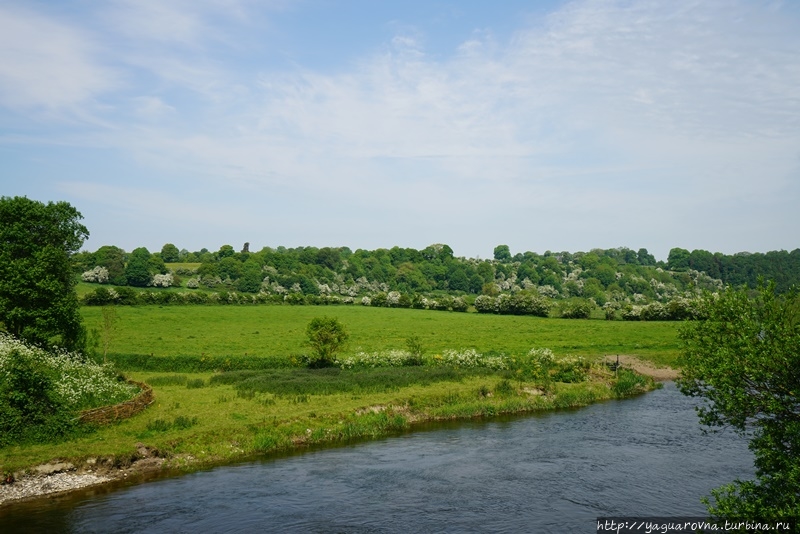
<box><xmin>81</xmin><ymin>266</ymin><xmax>109</xmax><ymax>283</ymax></box>
<box><xmin>473</xmin><ymin>295</ymin><xmax>495</xmax><ymax>313</ymax></box>
<box><xmin>150</xmin><ymin>272</ymin><xmax>174</xmax><ymax>288</ymax></box>
<box><xmin>451</xmin><ymin>296</ymin><xmax>468</xmax><ymax>312</ymax></box>
<box><xmin>474</xmin><ymin>293</ymin><xmax>550</xmax><ymax>317</ymax></box>
<box><xmin>337</xmin><ymin>349</ymin><xmax>418</xmax><ymax>369</ymax></box>
<box><xmin>386</xmin><ymin>291</ymin><xmax>401</xmax><ymax>306</ymax></box>
<box><xmin>441</xmin><ymin>348</ymin><xmax>508</xmax><ymax>370</ymax></box>
<box><xmin>524</xmin><ymin>347</ymin><xmax>555</xmax><ymax>378</ymax></box>
<box><xmin>0</xmin><ymin>333</ymin><xmax>139</xmax><ymax>445</ymax></box>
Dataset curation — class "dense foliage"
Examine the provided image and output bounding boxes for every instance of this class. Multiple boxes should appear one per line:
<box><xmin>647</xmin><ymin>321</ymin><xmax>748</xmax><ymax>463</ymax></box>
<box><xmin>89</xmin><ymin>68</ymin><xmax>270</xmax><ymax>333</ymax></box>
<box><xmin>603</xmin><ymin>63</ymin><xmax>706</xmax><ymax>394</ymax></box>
<box><xmin>0</xmin><ymin>196</ymin><xmax>88</xmax><ymax>351</ymax></box>
<box><xmin>75</xmin><ymin>243</ymin><xmax>720</xmax><ymax>318</ymax></box>
<box><xmin>677</xmin><ymin>284</ymin><xmax>800</xmax><ymax>518</ymax></box>
<box><xmin>668</xmin><ymin>247</ymin><xmax>800</xmax><ymax>292</ymax></box>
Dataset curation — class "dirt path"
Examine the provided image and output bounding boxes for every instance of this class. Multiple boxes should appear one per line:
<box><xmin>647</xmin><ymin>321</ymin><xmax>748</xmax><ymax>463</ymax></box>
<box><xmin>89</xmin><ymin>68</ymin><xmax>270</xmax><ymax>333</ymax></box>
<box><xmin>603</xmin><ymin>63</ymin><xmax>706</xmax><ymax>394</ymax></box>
<box><xmin>602</xmin><ymin>355</ymin><xmax>679</xmax><ymax>381</ymax></box>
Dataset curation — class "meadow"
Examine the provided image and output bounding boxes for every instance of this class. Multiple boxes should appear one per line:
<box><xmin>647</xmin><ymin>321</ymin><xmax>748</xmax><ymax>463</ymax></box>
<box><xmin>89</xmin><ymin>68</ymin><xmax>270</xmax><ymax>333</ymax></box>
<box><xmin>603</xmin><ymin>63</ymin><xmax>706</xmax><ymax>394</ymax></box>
<box><xmin>80</xmin><ymin>305</ymin><xmax>682</xmax><ymax>368</ymax></box>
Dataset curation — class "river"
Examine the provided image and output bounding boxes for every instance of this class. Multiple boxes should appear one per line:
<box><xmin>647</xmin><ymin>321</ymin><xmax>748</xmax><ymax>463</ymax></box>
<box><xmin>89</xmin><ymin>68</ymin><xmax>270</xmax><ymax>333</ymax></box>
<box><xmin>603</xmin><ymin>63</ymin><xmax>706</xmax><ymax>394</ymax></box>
<box><xmin>0</xmin><ymin>383</ymin><xmax>754</xmax><ymax>533</ymax></box>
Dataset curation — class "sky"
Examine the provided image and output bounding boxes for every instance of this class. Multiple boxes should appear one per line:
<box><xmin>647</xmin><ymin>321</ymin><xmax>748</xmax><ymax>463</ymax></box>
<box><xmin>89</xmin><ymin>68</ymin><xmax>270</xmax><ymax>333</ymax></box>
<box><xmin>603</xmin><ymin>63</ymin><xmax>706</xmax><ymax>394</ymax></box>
<box><xmin>1</xmin><ymin>0</ymin><xmax>799</xmax><ymax>262</ymax></box>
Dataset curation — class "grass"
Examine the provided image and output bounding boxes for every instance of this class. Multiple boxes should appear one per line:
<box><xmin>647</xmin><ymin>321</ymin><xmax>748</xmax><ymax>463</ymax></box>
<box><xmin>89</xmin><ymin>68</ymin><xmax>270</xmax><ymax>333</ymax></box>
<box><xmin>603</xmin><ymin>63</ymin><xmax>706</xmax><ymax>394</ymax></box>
<box><xmin>0</xmin><ymin>363</ymin><xmax>660</xmax><ymax>474</ymax></box>
<box><xmin>81</xmin><ymin>305</ymin><xmax>682</xmax><ymax>368</ymax></box>
<box><xmin>0</xmin><ymin>305</ymin><xmax>678</xmax><ymax>479</ymax></box>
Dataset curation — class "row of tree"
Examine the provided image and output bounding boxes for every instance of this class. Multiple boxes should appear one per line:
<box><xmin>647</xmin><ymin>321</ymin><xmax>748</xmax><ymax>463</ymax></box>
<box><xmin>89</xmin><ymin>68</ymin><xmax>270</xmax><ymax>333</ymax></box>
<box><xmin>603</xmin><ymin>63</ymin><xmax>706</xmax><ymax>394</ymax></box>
<box><xmin>75</xmin><ymin>243</ymin><xmax>706</xmax><ymax>305</ymax></box>
<box><xmin>77</xmin><ymin>244</ymin><xmax>800</xmax><ymax>304</ymax></box>
<box><xmin>667</xmin><ymin>247</ymin><xmax>800</xmax><ymax>292</ymax></box>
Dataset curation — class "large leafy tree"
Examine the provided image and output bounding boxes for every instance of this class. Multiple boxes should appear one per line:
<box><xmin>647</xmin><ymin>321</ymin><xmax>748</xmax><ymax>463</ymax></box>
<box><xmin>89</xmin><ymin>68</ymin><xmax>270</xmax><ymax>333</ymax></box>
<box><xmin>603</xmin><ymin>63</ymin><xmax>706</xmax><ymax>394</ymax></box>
<box><xmin>94</xmin><ymin>245</ymin><xmax>127</xmax><ymax>285</ymax></box>
<box><xmin>677</xmin><ymin>284</ymin><xmax>800</xmax><ymax>518</ymax></box>
<box><xmin>0</xmin><ymin>196</ymin><xmax>89</xmax><ymax>351</ymax></box>
<box><xmin>124</xmin><ymin>247</ymin><xmax>153</xmax><ymax>287</ymax></box>
<box><xmin>160</xmin><ymin>243</ymin><xmax>180</xmax><ymax>263</ymax></box>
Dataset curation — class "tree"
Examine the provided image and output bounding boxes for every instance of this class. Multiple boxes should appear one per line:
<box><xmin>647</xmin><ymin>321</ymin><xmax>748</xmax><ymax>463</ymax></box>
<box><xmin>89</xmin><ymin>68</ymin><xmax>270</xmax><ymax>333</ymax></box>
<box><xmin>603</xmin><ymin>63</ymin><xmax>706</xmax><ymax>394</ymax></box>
<box><xmin>493</xmin><ymin>244</ymin><xmax>512</xmax><ymax>262</ymax></box>
<box><xmin>160</xmin><ymin>243</ymin><xmax>180</xmax><ymax>263</ymax></box>
<box><xmin>217</xmin><ymin>244</ymin><xmax>235</xmax><ymax>259</ymax></box>
<box><xmin>305</xmin><ymin>316</ymin><xmax>348</xmax><ymax>368</ymax></box>
<box><xmin>0</xmin><ymin>196</ymin><xmax>89</xmax><ymax>351</ymax></box>
<box><xmin>677</xmin><ymin>284</ymin><xmax>800</xmax><ymax>518</ymax></box>
<box><xmin>125</xmin><ymin>247</ymin><xmax>153</xmax><ymax>287</ymax></box>
<box><xmin>94</xmin><ymin>245</ymin><xmax>127</xmax><ymax>285</ymax></box>
<box><xmin>637</xmin><ymin>248</ymin><xmax>656</xmax><ymax>266</ymax></box>
<box><xmin>667</xmin><ymin>247</ymin><xmax>691</xmax><ymax>271</ymax></box>
<box><xmin>316</xmin><ymin>247</ymin><xmax>341</xmax><ymax>270</ymax></box>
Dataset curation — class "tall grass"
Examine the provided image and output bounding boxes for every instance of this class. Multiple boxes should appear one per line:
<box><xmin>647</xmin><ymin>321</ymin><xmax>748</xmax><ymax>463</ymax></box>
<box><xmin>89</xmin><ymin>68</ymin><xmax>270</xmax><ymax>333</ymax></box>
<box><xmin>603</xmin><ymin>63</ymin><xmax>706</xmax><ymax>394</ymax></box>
<box><xmin>210</xmin><ymin>367</ymin><xmax>490</xmax><ymax>396</ymax></box>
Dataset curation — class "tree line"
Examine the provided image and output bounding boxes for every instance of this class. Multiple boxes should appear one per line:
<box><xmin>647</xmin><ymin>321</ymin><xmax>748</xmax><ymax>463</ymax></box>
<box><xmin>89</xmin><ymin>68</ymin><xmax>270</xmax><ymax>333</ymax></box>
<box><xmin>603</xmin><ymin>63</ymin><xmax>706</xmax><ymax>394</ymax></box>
<box><xmin>667</xmin><ymin>247</ymin><xmax>800</xmax><ymax>292</ymax></box>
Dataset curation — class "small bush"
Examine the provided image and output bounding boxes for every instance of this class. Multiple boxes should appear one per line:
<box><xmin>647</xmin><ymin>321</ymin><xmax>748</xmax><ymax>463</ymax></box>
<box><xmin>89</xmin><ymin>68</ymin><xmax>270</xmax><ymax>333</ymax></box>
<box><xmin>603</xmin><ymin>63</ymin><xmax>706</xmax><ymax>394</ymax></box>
<box><xmin>305</xmin><ymin>317</ymin><xmax>349</xmax><ymax>368</ymax></box>
<box><xmin>405</xmin><ymin>335</ymin><xmax>425</xmax><ymax>365</ymax></box>
<box><xmin>559</xmin><ymin>299</ymin><xmax>594</xmax><ymax>319</ymax></box>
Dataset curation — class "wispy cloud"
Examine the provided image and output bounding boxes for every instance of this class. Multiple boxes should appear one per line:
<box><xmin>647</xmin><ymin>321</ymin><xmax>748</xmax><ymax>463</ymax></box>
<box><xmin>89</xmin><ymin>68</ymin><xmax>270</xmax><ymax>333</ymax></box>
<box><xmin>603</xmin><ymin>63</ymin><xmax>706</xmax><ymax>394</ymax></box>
<box><xmin>0</xmin><ymin>4</ymin><xmax>118</xmax><ymax>112</ymax></box>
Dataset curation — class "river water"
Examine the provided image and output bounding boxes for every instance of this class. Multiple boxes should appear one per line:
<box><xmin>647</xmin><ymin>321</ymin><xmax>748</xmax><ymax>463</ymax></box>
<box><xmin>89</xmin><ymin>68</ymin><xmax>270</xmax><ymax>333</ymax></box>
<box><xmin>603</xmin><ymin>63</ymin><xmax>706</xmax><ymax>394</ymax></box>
<box><xmin>1</xmin><ymin>383</ymin><xmax>754</xmax><ymax>533</ymax></box>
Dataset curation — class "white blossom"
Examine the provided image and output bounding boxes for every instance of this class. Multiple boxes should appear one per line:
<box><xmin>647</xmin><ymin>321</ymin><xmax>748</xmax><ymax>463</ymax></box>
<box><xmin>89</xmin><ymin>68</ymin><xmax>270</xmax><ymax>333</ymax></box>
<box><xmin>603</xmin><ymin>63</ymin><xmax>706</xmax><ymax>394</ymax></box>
<box><xmin>81</xmin><ymin>266</ymin><xmax>109</xmax><ymax>283</ymax></box>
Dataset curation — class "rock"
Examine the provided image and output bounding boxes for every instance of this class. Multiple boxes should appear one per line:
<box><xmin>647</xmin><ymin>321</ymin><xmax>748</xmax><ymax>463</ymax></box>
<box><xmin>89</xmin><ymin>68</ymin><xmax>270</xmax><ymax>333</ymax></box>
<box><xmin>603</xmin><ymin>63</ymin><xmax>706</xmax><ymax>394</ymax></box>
<box><xmin>0</xmin><ymin>472</ymin><xmax>111</xmax><ymax>505</ymax></box>
<box><xmin>34</xmin><ymin>462</ymin><xmax>74</xmax><ymax>476</ymax></box>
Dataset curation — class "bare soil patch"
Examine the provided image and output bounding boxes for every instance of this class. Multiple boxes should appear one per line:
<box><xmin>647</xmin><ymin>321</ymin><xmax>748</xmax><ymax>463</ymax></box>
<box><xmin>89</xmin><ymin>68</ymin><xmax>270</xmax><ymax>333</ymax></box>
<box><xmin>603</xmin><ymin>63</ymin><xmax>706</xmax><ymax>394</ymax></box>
<box><xmin>603</xmin><ymin>355</ymin><xmax>679</xmax><ymax>381</ymax></box>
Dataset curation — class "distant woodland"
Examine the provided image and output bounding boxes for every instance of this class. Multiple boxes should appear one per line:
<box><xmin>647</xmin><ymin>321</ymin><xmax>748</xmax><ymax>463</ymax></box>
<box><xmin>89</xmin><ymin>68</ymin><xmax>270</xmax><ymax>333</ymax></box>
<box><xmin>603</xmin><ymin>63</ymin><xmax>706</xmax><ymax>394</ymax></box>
<box><xmin>74</xmin><ymin>243</ymin><xmax>799</xmax><ymax>319</ymax></box>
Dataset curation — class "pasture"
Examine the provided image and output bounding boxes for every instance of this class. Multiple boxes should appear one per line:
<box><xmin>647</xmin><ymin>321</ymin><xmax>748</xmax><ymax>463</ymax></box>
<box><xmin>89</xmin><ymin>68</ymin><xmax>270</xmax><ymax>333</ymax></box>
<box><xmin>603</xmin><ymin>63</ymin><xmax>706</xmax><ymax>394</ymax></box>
<box><xmin>81</xmin><ymin>305</ymin><xmax>682</xmax><ymax>368</ymax></box>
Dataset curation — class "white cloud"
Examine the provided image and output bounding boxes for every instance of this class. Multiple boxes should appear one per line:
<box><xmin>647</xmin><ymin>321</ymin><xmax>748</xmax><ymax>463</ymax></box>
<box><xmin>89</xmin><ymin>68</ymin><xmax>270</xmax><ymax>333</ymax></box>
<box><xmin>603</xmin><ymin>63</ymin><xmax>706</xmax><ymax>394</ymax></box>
<box><xmin>0</xmin><ymin>5</ymin><xmax>118</xmax><ymax>111</ymax></box>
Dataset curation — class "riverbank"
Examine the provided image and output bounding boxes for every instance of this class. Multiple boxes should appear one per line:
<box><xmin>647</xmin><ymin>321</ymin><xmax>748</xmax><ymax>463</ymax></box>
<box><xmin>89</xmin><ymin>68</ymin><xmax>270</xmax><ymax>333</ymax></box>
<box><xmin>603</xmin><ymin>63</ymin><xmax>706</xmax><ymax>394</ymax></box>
<box><xmin>1</xmin><ymin>361</ymin><xmax>674</xmax><ymax>507</ymax></box>
<box><xmin>603</xmin><ymin>354</ymin><xmax>680</xmax><ymax>381</ymax></box>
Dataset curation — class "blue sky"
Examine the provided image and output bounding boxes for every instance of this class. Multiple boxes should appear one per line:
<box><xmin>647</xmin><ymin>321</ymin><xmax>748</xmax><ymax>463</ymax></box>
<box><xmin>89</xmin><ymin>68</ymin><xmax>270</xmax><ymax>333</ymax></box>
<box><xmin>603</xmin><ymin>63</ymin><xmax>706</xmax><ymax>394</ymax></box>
<box><xmin>2</xmin><ymin>0</ymin><xmax>798</xmax><ymax>261</ymax></box>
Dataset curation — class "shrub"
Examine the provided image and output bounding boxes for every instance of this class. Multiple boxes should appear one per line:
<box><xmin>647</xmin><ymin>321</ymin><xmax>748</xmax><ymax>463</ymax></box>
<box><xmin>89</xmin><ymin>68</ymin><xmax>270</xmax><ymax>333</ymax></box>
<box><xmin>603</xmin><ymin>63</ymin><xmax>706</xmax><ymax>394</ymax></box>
<box><xmin>83</xmin><ymin>287</ymin><xmax>119</xmax><ymax>306</ymax></box>
<box><xmin>0</xmin><ymin>334</ymin><xmax>137</xmax><ymax>446</ymax></box>
<box><xmin>475</xmin><ymin>293</ymin><xmax>550</xmax><ymax>317</ymax></box>
<box><xmin>150</xmin><ymin>273</ymin><xmax>174</xmax><ymax>288</ymax></box>
<box><xmin>559</xmin><ymin>298</ymin><xmax>594</xmax><ymax>319</ymax></box>
<box><xmin>440</xmin><ymin>348</ymin><xmax>508</xmax><ymax>370</ymax></box>
<box><xmin>337</xmin><ymin>350</ymin><xmax>420</xmax><ymax>369</ymax></box>
<box><xmin>405</xmin><ymin>336</ymin><xmax>425</xmax><ymax>366</ymax></box>
<box><xmin>82</xmin><ymin>266</ymin><xmax>109</xmax><ymax>284</ymax></box>
<box><xmin>305</xmin><ymin>317</ymin><xmax>349</xmax><ymax>368</ymax></box>
<box><xmin>451</xmin><ymin>296</ymin><xmax>468</xmax><ymax>312</ymax></box>
<box><xmin>0</xmin><ymin>348</ymin><xmax>71</xmax><ymax>446</ymax></box>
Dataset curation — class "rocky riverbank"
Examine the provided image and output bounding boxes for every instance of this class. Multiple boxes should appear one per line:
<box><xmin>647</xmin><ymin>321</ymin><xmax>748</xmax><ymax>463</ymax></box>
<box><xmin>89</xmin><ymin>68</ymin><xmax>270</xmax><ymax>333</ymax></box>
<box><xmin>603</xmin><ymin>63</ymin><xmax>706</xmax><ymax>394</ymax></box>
<box><xmin>0</xmin><ymin>443</ymin><xmax>166</xmax><ymax>506</ymax></box>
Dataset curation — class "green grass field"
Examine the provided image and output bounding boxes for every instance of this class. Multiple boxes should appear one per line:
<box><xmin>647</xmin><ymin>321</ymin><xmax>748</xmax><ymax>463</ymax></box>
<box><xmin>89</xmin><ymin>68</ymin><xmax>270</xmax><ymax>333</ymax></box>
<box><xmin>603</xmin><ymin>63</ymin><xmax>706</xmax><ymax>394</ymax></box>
<box><xmin>81</xmin><ymin>305</ymin><xmax>682</xmax><ymax>368</ymax></box>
